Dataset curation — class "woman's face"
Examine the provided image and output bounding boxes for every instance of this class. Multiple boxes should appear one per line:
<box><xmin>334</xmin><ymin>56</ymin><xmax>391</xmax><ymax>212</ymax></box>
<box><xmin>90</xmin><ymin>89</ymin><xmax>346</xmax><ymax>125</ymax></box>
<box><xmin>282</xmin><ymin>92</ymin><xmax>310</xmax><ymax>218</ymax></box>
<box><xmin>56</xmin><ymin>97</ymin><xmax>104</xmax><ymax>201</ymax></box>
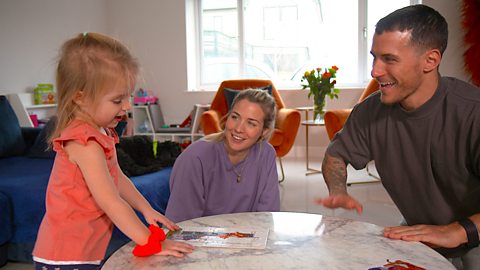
<box><xmin>224</xmin><ymin>99</ymin><xmax>267</xmax><ymax>159</ymax></box>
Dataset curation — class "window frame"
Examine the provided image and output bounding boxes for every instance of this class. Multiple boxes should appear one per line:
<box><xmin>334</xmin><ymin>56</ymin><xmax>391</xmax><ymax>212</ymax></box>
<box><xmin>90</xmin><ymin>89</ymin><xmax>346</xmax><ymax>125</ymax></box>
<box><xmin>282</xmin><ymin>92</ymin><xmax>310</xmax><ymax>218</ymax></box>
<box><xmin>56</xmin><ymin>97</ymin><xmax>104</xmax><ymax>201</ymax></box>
<box><xmin>187</xmin><ymin>0</ymin><xmax>420</xmax><ymax>91</ymax></box>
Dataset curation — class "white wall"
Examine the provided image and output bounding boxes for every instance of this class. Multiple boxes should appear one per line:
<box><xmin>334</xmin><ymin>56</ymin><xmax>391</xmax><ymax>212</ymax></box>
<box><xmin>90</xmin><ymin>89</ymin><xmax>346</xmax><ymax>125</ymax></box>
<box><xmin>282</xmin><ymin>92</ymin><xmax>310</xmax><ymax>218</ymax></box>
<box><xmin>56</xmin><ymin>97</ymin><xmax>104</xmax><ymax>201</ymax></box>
<box><xmin>105</xmin><ymin>0</ymin><xmax>211</xmax><ymax>125</ymax></box>
<box><xmin>0</xmin><ymin>0</ymin><xmax>107</xmax><ymax>94</ymax></box>
<box><xmin>0</xmin><ymin>0</ymin><xmax>470</xmax><ymax>158</ymax></box>
<box><xmin>424</xmin><ymin>0</ymin><xmax>468</xmax><ymax>82</ymax></box>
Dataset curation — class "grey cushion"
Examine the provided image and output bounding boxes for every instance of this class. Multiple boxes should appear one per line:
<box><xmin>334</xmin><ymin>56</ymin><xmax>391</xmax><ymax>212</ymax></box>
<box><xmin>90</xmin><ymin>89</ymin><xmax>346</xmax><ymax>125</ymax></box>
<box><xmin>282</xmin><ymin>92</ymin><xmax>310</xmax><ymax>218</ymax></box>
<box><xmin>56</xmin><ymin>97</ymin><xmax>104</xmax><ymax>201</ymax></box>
<box><xmin>26</xmin><ymin>117</ymin><xmax>56</xmax><ymax>159</ymax></box>
<box><xmin>223</xmin><ymin>85</ymin><xmax>272</xmax><ymax>110</ymax></box>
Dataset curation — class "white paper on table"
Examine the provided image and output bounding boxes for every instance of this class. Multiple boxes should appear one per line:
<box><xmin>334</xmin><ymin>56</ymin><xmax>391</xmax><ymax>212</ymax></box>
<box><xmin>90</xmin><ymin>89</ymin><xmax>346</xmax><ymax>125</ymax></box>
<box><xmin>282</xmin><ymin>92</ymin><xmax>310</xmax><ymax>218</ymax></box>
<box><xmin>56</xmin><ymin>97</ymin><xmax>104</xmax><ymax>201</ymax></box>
<box><xmin>167</xmin><ymin>226</ymin><xmax>269</xmax><ymax>249</ymax></box>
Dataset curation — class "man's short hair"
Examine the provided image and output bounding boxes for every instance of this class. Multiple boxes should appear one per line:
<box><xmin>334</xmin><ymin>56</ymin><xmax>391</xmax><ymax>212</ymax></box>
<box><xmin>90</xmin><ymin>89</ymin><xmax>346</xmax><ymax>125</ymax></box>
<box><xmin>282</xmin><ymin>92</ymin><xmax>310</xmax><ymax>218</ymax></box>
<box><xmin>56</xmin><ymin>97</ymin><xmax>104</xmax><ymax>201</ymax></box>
<box><xmin>375</xmin><ymin>4</ymin><xmax>448</xmax><ymax>55</ymax></box>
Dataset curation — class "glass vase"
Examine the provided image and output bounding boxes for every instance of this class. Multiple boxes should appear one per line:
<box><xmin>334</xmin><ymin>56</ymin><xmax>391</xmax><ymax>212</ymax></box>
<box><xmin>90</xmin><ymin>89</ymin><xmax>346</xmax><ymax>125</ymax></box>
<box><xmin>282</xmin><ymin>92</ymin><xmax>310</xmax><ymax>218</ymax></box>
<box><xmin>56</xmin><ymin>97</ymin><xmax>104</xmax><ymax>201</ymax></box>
<box><xmin>313</xmin><ymin>95</ymin><xmax>325</xmax><ymax>122</ymax></box>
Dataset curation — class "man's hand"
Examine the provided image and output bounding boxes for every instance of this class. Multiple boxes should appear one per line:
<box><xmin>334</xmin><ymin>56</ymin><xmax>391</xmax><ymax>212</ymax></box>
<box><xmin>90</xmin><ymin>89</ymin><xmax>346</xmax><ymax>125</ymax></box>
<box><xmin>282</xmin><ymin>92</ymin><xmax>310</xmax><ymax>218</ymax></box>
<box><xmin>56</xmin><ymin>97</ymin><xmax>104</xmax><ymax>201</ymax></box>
<box><xmin>383</xmin><ymin>223</ymin><xmax>467</xmax><ymax>248</ymax></box>
<box><xmin>315</xmin><ymin>193</ymin><xmax>363</xmax><ymax>214</ymax></box>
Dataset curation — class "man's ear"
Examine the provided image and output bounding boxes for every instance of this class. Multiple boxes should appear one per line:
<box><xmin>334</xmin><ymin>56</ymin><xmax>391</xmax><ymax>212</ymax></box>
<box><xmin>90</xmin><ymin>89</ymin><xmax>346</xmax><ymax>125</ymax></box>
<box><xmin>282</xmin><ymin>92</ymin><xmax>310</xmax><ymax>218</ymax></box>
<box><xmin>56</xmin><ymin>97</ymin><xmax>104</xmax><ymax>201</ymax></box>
<box><xmin>424</xmin><ymin>49</ymin><xmax>441</xmax><ymax>73</ymax></box>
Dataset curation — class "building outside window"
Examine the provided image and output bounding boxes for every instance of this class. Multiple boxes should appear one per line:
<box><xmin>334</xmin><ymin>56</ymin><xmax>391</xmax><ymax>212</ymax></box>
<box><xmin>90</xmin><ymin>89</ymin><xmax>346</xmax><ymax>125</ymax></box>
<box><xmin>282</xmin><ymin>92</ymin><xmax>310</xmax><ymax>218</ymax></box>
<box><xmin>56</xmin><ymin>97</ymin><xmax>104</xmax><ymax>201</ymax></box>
<box><xmin>187</xmin><ymin>0</ymin><xmax>420</xmax><ymax>90</ymax></box>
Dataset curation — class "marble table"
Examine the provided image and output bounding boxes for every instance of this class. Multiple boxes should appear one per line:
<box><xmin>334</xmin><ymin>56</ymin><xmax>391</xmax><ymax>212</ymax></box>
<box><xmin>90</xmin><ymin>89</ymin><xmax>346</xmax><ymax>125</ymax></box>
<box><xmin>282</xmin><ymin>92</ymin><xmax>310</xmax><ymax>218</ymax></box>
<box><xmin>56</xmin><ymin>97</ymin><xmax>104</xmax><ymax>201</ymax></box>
<box><xmin>102</xmin><ymin>212</ymin><xmax>455</xmax><ymax>270</ymax></box>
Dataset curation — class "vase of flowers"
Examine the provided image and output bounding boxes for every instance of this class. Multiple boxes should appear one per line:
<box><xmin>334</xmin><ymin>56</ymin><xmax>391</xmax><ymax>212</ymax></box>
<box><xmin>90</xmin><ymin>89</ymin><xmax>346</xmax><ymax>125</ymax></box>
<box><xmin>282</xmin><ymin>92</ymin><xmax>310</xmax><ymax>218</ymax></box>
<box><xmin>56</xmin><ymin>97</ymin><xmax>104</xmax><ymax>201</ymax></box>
<box><xmin>301</xmin><ymin>66</ymin><xmax>340</xmax><ymax>121</ymax></box>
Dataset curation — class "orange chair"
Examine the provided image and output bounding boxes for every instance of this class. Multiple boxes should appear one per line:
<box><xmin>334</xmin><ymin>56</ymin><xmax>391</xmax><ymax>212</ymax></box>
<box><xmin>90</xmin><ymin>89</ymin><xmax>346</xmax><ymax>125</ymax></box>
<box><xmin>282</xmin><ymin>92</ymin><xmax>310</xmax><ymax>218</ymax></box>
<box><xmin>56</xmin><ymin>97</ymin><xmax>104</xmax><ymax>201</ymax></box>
<box><xmin>324</xmin><ymin>79</ymin><xmax>379</xmax><ymax>140</ymax></box>
<box><xmin>201</xmin><ymin>79</ymin><xmax>301</xmax><ymax>182</ymax></box>
<box><xmin>324</xmin><ymin>79</ymin><xmax>380</xmax><ymax>181</ymax></box>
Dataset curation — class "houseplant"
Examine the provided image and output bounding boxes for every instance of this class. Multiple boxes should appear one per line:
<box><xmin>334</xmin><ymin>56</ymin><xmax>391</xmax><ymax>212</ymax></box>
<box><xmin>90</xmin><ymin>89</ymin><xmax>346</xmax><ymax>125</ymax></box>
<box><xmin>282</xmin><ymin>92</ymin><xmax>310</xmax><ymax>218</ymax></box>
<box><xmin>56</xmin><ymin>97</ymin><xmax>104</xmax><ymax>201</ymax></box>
<box><xmin>301</xmin><ymin>66</ymin><xmax>340</xmax><ymax>121</ymax></box>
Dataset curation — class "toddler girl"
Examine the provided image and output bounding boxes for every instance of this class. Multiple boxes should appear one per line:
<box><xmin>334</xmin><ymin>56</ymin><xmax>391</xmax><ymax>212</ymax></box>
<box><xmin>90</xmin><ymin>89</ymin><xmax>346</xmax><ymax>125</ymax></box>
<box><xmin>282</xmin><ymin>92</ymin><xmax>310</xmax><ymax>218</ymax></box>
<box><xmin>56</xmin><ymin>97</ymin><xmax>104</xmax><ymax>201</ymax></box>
<box><xmin>32</xmin><ymin>32</ymin><xmax>193</xmax><ymax>270</ymax></box>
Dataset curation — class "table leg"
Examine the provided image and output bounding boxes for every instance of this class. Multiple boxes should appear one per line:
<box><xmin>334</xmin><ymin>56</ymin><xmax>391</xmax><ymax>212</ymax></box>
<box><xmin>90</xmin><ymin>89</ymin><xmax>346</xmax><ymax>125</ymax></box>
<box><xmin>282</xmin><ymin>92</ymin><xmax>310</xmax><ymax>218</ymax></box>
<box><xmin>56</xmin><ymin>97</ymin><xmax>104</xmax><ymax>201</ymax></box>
<box><xmin>305</xmin><ymin>111</ymin><xmax>309</xmax><ymax>171</ymax></box>
<box><xmin>304</xmin><ymin>111</ymin><xmax>321</xmax><ymax>175</ymax></box>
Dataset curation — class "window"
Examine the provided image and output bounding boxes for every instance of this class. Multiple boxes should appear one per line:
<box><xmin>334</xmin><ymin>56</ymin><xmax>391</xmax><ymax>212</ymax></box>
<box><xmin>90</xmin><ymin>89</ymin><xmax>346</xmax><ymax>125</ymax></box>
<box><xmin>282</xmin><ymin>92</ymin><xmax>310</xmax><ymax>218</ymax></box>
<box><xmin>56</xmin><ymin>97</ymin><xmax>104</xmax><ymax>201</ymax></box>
<box><xmin>188</xmin><ymin>0</ymin><xmax>420</xmax><ymax>90</ymax></box>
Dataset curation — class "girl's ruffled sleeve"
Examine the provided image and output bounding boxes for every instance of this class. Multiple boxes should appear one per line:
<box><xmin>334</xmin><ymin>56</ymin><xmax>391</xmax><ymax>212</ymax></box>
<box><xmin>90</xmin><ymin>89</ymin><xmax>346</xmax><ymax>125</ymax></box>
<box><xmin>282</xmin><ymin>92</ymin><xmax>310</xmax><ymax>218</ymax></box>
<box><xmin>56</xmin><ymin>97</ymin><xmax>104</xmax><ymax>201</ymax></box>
<box><xmin>52</xmin><ymin>123</ymin><xmax>117</xmax><ymax>159</ymax></box>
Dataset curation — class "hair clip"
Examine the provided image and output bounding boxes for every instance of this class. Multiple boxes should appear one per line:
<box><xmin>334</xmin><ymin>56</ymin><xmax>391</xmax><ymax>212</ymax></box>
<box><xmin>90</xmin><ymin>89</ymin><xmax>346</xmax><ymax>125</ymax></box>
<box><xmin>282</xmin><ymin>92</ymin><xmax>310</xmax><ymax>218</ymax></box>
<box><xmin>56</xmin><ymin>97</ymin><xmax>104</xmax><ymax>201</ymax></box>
<box><xmin>83</xmin><ymin>32</ymin><xmax>88</xmax><ymax>37</ymax></box>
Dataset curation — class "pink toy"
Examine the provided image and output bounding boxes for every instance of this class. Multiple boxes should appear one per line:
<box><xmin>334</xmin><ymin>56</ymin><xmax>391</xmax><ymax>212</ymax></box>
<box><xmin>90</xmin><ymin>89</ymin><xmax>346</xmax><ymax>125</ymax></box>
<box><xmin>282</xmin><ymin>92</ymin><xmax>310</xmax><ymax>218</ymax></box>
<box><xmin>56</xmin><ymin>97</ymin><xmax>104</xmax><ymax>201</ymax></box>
<box><xmin>133</xmin><ymin>88</ymin><xmax>158</xmax><ymax>105</ymax></box>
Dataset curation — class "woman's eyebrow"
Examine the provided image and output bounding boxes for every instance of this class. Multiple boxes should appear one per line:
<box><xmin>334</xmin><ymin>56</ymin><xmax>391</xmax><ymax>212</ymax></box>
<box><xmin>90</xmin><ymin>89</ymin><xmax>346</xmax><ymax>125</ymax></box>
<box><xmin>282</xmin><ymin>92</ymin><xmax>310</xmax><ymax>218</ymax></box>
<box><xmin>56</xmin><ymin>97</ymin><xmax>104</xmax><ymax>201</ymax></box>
<box><xmin>247</xmin><ymin>117</ymin><xmax>261</xmax><ymax>124</ymax></box>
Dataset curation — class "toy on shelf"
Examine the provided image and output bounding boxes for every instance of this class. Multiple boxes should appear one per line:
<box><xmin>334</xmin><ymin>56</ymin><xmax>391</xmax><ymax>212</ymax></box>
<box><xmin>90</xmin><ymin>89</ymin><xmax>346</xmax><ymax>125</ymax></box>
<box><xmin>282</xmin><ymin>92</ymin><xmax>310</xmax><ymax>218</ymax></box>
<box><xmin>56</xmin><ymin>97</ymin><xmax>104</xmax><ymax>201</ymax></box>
<box><xmin>133</xmin><ymin>88</ymin><xmax>158</xmax><ymax>105</ymax></box>
<box><xmin>34</xmin><ymin>83</ymin><xmax>56</xmax><ymax>105</ymax></box>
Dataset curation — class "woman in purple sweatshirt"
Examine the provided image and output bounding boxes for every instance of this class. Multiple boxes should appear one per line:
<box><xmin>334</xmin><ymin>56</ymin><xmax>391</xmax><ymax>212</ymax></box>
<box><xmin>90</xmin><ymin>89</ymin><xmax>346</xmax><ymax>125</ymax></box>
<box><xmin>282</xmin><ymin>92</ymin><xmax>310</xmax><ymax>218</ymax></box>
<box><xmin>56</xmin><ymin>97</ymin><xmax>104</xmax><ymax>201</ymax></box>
<box><xmin>166</xmin><ymin>89</ymin><xmax>280</xmax><ymax>222</ymax></box>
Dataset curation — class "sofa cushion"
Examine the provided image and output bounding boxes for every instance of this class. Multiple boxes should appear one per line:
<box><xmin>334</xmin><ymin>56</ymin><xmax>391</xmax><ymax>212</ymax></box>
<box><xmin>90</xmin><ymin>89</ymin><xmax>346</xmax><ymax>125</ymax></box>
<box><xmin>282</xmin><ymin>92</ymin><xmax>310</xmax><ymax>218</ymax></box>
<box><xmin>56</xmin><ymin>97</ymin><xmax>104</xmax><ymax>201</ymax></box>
<box><xmin>0</xmin><ymin>192</ymin><xmax>12</xmax><ymax>267</ymax></box>
<box><xmin>26</xmin><ymin>117</ymin><xmax>56</xmax><ymax>159</ymax></box>
<box><xmin>0</xmin><ymin>96</ymin><xmax>26</xmax><ymax>158</ymax></box>
<box><xmin>223</xmin><ymin>85</ymin><xmax>272</xmax><ymax>110</ymax></box>
<box><xmin>0</xmin><ymin>192</ymin><xmax>12</xmax><ymax>245</ymax></box>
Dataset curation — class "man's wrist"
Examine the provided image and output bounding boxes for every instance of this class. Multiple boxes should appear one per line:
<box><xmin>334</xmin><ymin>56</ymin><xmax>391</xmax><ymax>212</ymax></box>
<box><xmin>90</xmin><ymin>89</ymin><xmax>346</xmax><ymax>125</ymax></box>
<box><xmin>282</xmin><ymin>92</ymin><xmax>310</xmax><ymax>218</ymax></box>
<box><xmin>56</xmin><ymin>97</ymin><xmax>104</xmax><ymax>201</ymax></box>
<box><xmin>458</xmin><ymin>218</ymin><xmax>479</xmax><ymax>248</ymax></box>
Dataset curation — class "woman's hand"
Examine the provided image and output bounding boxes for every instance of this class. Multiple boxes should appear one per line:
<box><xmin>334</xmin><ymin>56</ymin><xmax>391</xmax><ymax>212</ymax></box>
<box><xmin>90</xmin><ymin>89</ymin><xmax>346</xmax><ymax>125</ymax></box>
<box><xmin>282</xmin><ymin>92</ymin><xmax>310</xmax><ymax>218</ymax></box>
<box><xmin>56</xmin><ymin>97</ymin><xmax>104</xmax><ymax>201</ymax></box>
<box><xmin>143</xmin><ymin>208</ymin><xmax>180</xmax><ymax>231</ymax></box>
<box><xmin>154</xmin><ymin>240</ymin><xmax>195</xmax><ymax>258</ymax></box>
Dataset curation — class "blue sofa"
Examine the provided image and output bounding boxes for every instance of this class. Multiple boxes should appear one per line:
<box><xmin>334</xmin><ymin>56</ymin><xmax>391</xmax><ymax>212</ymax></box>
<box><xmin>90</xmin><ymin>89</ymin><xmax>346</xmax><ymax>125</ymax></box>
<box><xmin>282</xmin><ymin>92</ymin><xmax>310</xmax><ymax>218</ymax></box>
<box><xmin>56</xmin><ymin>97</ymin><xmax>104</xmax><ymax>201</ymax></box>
<box><xmin>0</xmin><ymin>96</ymin><xmax>172</xmax><ymax>264</ymax></box>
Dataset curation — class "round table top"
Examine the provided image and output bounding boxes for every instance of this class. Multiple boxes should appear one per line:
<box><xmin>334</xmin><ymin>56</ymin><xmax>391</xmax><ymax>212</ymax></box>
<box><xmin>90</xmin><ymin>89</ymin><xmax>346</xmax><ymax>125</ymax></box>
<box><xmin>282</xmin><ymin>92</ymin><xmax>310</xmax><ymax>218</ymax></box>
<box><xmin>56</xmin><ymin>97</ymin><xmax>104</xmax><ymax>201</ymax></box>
<box><xmin>102</xmin><ymin>212</ymin><xmax>455</xmax><ymax>270</ymax></box>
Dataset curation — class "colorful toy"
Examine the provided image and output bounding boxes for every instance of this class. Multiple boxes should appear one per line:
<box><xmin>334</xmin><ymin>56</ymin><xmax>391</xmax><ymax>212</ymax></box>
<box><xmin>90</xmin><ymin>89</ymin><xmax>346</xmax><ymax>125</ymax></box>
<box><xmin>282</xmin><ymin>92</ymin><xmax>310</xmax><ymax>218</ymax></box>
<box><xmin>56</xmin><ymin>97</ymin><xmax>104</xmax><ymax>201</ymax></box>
<box><xmin>133</xmin><ymin>88</ymin><xmax>158</xmax><ymax>105</ymax></box>
<box><xmin>34</xmin><ymin>83</ymin><xmax>56</xmax><ymax>105</ymax></box>
<box><xmin>369</xmin><ymin>259</ymin><xmax>426</xmax><ymax>270</ymax></box>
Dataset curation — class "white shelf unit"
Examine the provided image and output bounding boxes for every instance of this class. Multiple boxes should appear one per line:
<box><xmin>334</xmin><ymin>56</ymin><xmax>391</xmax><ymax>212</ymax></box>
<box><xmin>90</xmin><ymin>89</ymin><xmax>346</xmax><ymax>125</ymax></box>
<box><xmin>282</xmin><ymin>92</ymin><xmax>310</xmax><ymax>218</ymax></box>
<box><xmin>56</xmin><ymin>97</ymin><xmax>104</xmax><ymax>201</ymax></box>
<box><xmin>7</xmin><ymin>93</ymin><xmax>57</xmax><ymax>127</ymax></box>
<box><xmin>132</xmin><ymin>103</ymin><xmax>210</xmax><ymax>143</ymax></box>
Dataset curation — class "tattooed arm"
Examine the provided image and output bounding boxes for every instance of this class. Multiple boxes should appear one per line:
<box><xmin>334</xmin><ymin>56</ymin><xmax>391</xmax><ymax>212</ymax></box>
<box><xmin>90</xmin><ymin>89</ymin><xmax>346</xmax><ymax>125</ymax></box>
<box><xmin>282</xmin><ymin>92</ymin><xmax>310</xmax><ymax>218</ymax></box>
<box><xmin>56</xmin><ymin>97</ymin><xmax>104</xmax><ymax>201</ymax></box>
<box><xmin>315</xmin><ymin>153</ymin><xmax>363</xmax><ymax>214</ymax></box>
<box><xmin>322</xmin><ymin>153</ymin><xmax>348</xmax><ymax>195</ymax></box>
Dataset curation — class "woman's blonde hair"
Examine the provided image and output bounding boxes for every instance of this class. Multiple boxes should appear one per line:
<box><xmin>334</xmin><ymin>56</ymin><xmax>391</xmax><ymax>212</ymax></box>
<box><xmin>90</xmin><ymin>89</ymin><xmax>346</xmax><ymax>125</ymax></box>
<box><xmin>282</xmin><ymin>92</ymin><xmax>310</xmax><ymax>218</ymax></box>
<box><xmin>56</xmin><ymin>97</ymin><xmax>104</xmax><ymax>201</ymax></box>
<box><xmin>203</xmin><ymin>88</ymin><xmax>276</xmax><ymax>143</ymax></box>
<box><xmin>48</xmin><ymin>32</ymin><xmax>139</xmax><ymax>144</ymax></box>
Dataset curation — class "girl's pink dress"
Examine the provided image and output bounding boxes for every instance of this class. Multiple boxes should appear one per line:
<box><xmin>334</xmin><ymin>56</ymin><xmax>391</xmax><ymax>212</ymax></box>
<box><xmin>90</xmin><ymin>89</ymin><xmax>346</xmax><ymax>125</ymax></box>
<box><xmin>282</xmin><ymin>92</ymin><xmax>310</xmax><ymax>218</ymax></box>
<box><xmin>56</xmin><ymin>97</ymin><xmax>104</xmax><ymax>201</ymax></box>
<box><xmin>33</xmin><ymin>120</ymin><xmax>119</xmax><ymax>264</ymax></box>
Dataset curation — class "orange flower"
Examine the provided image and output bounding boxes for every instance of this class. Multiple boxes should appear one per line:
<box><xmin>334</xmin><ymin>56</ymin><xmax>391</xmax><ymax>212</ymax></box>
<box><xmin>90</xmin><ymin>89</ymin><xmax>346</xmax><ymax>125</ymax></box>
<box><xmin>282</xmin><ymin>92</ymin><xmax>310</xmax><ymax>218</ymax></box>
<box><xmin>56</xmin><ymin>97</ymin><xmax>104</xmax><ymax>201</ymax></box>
<box><xmin>300</xmin><ymin>65</ymin><xmax>340</xmax><ymax>105</ymax></box>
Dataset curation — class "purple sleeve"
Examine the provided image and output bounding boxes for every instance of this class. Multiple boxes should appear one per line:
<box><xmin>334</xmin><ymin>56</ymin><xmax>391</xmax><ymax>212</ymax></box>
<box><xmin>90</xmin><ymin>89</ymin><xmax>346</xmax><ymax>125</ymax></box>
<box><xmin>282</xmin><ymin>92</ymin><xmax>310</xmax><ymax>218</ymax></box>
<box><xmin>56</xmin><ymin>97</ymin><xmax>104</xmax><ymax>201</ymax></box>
<box><xmin>165</xmin><ymin>145</ymin><xmax>206</xmax><ymax>223</ymax></box>
<box><xmin>256</xmin><ymin>143</ymin><xmax>280</xmax><ymax>212</ymax></box>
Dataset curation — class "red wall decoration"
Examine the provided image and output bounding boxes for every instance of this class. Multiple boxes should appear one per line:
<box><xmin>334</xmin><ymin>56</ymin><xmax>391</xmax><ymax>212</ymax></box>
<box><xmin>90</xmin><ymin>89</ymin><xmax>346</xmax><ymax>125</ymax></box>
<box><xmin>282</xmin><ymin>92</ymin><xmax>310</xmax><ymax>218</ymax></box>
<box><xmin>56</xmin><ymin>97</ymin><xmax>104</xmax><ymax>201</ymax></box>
<box><xmin>462</xmin><ymin>0</ymin><xmax>480</xmax><ymax>86</ymax></box>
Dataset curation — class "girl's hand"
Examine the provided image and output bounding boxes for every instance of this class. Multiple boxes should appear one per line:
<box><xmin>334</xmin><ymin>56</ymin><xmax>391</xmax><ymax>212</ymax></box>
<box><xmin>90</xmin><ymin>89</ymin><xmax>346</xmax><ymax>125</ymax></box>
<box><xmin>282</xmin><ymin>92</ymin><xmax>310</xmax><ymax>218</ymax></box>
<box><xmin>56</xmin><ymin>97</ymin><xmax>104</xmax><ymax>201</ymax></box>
<box><xmin>143</xmin><ymin>208</ymin><xmax>180</xmax><ymax>231</ymax></box>
<box><xmin>154</xmin><ymin>240</ymin><xmax>195</xmax><ymax>257</ymax></box>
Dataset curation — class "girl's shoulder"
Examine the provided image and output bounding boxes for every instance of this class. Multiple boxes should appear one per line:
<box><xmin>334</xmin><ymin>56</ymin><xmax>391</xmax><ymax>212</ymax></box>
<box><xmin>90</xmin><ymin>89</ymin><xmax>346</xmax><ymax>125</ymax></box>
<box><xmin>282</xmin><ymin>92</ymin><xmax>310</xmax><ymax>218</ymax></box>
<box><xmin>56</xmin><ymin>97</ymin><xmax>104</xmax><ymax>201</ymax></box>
<box><xmin>53</xmin><ymin>120</ymin><xmax>117</xmax><ymax>154</ymax></box>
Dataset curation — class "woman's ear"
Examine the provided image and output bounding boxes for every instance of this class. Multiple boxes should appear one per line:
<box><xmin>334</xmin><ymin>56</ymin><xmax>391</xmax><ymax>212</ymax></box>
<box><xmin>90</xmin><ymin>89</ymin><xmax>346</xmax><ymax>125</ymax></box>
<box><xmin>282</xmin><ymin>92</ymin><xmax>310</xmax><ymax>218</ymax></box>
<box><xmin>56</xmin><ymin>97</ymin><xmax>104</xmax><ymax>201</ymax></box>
<box><xmin>423</xmin><ymin>49</ymin><xmax>441</xmax><ymax>73</ymax></box>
